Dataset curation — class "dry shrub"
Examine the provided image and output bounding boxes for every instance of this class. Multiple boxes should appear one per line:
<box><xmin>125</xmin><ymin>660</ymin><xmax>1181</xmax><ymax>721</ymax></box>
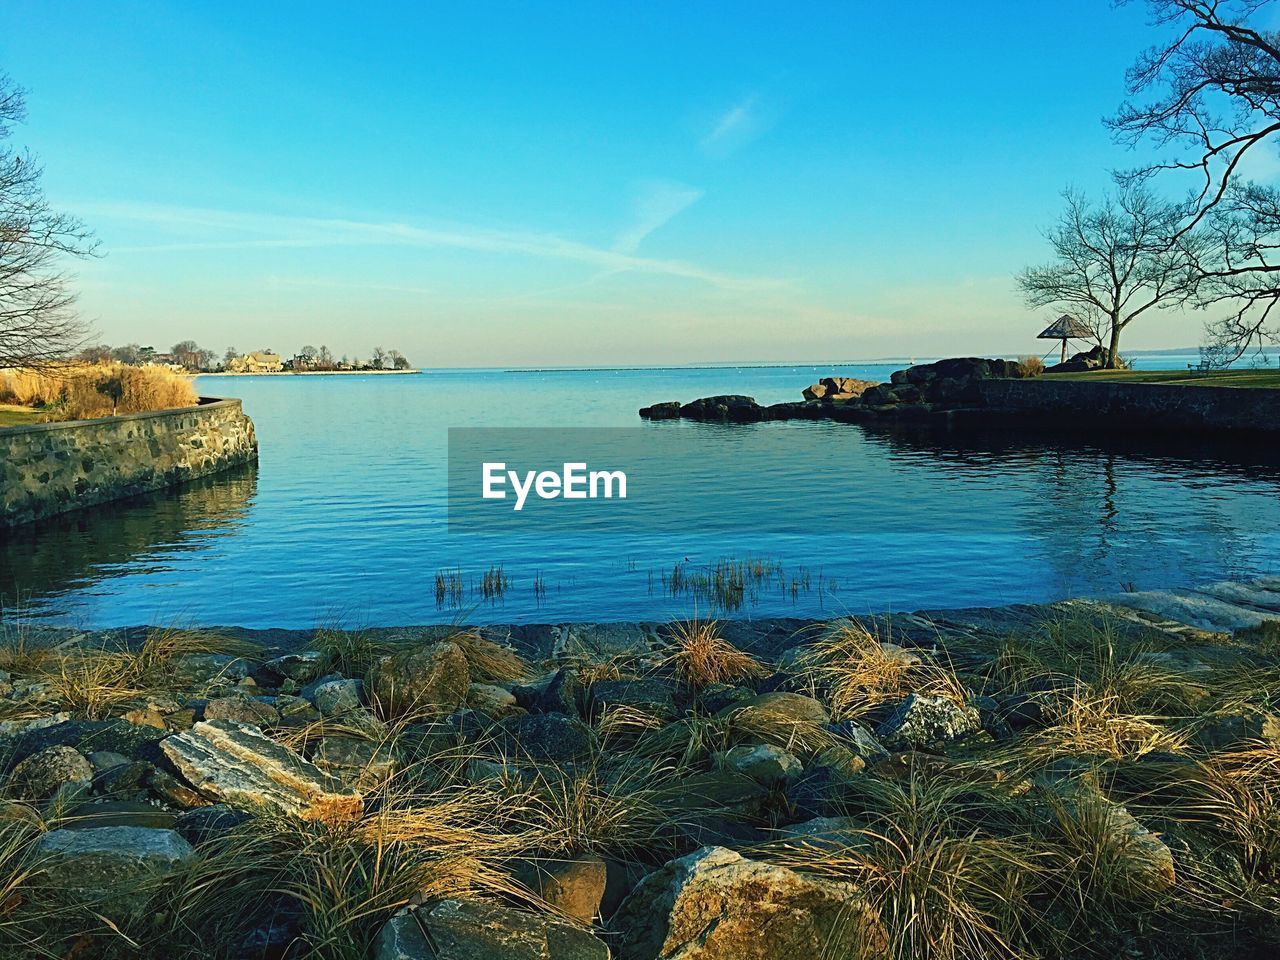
<box><xmin>663</xmin><ymin>619</ymin><xmax>767</xmax><ymax>689</ymax></box>
<box><xmin>1018</xmin><ymin>355</ymin><xmax>1046</xmax><ymax>377</ymax></box>
<box><xmin>760</xmin><ymin>774</ymin><xmax>1045</xmax><ymax>960</ymax></box>
<box><xmin>0</xmin><ymin>363</ymin><xmax>196</xmax><ymax>420</ymax></box>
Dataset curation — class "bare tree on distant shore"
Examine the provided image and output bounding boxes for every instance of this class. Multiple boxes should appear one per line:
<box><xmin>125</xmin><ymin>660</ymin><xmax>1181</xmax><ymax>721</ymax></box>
<box><xmin>1111</xmin><ymin>0</ymin><xmax>1280</xmax><ymax>360</ymax></box>
<box><xmin>0</xmin><ymin>72</ymin><xmax>97</xmax><ymax>369</ymax></box>
<box><xmin>1018</xmin><ymin>182</ymin><xmax>1204</xmax><ymax>367</ymax></box>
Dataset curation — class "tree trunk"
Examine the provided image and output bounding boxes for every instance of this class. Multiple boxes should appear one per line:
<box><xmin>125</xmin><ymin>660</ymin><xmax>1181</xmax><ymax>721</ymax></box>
<box><xmin>1106</xmin><ymin>319</ymin><xmax>1124</xmax><ymax>369</ymax></box>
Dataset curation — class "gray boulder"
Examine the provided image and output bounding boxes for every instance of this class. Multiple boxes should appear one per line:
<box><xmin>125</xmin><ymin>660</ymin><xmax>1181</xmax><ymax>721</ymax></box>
<box><xmin>466</xmin><ymin>683</ymin><xmax>521</xmax><ymax>720</ymax></box>
<box><xmin>611</xmin><ymin>846</ymin><xmax>886</xmax><ymax>960</ymax></box>
<box><xmin>713</xmin><ymin>743</ymin><xmax>802</xmax><ymax>787</ymax></box>
<box><xmin>9</xmin><ymin>745</ymin><xmax>92</xmax><ymax>800</ymax></box>
<box><xmin>37</xmin><ymin>826</ymin><xmax>196</xmax><ymax>919</ymax></box>
<box><xmin>875</xmin><ymin>693</ymin><xmax>981</xmax><ymax>750</ymax></box>
<box><xmin>368</xmin><ymin>642</ymin><xmax>470</xmax><ymax>720</ymax></box>
<box><xmin>495</xmin><ymin>713</ymin><xmax>595</xmax><ymax>763</ymax></box>
<box><xmin>204</xmin><ymin>692</ymin><xmax>280</xmax><ymax>727</ymax></box>
<box><xmin>514</xmin><ymin>856</ymin><xmax>608</xmax><ymax>923</ymax></box>
<box><xmin>376</xmin><ymin>898</ymin><xmax>608</xmax><ymax>959</ymax></box>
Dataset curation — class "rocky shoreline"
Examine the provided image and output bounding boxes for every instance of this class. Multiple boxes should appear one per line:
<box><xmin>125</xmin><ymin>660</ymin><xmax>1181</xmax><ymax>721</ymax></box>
<box><xmin>0</xmin><ymin>579</ymin><xmax>1277</xmax><ymax>957</ymax></box>
<box><xmin>639</xmin><ymin>356</ymin><xmax>1032</xmax><ymax>425</ymax></box>
<box><xmin>638</xmin><ymin>353</ymin><xmax>1280</xmax><ymax>436</ymax></box>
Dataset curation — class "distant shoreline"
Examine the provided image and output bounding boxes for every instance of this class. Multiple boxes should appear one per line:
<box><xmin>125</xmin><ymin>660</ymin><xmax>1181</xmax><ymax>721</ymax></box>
<box><xmin>198</xmin><ymin>369</ymin><xmax>421</xmax><ymax>377</ymax></box>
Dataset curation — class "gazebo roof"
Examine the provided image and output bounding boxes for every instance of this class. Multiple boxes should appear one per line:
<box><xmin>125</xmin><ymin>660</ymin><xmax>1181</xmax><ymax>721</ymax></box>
<box><xmin>1037</xmin><ymin>314</ymin><xmax>1094</xmax><ymax>340</ymax></box>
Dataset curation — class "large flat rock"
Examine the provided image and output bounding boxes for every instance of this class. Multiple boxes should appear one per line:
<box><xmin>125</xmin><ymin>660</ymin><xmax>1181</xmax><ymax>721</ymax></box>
<box><xmin>161</xmin><ymin>719</ymin><xmax>362</xmax><ymax>821</ymax></box>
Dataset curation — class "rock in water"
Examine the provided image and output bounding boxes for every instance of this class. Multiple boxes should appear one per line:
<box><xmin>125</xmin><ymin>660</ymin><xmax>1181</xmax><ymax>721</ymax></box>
<box><xmin>376</xmin><ymin>899</ymin><xmax>608</xmax><ymax>959</ymax></box>
<box><xmin>367</xmin><ymin>641</ymin><xmax>470</xmax><ymax>719</ymax></box>
<box><xmin>161</xmin><ymin>719</ymin><xmax>362</xmax><ymax>821</ymax></box>
<box><xmin>610</xmin><ymin>846</ymin><xmax>886</xmax><ymax>960</ymax></box>
<box><xmin>37</xmin><ymin>826</ymin><xmax>196</xmax><ymax>920</ymax></box>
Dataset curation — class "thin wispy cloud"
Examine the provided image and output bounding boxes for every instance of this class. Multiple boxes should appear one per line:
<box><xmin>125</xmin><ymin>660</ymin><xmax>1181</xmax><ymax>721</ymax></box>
<box><xmin>77</xmin><ymin>201</ymin><xmax>779</xmax><ymax>293</ymax></box>
<box><xmin>613</xmin><ymin>180</ymin><xmax>704</xmax><ymax>254</ymax></box>
<box><xmin>701</xmin><ymin>94</ymin><xmax>770</xmax><ymax>155</ymax></box>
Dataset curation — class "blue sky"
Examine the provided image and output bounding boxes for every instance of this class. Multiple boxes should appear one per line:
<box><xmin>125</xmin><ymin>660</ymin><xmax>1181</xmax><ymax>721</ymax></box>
<box><xmin>0</xmin><ymin>1</ymin><xmax>1239</xmax><ymax>366</ymax></box>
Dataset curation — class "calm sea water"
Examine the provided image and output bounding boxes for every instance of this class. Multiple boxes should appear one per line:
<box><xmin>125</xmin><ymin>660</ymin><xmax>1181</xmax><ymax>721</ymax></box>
<box><xmin>4</xmin><ymin>358</ymin><xmax>1279</xmax><ymax>628</ymax></box>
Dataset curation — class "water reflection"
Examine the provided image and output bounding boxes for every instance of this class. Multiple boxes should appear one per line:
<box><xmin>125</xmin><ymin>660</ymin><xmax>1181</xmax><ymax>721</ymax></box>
<box><xmin>860</xmin><ymin>422</ymin><xmax>1280</xmax><ymax>596</ymax></box>
<box><xmin>0</xmin><ymin>464</ymin><xmax>258</xmax><ymax>609</ymax></box>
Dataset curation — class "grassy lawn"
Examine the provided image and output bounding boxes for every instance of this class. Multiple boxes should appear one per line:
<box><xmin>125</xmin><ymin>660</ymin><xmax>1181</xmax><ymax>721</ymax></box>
<box><xmin>1042</xmin><ymin>367</ymin><xmax>1280</xmax><ymax>388</ymax></box>
<box><xmin>0</xmin><ymin>403</ymin><xmax>43</xmax><ymax>426</ymax></box>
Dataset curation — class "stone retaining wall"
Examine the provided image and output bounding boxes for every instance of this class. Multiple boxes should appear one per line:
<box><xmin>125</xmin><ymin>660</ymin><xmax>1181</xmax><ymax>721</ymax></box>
<box><xmin>977</xmin><ymin>378</ymin><xmax>1280</xmax><ymax>434</ymax></box>
<box><xmin>0</xmin><ymin>398</ymin><xmax>258</xmax><ymax>528</ymax></box>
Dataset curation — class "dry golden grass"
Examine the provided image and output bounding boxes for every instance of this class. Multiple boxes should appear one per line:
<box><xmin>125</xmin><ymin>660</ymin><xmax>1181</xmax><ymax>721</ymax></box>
<box><xmin>0</xmin><ymin>626</ymin><xmax>260</xmax><ymax>724</ymax></box>
<box><xmin>662</xmin><ymin>619</ymin><xmax>767</xmax><ymax>689</ymax></box>
<box><xmin>0</xmin><ymin>607</ymin><xmax>1276</xmax><ymax>958</ymax></box>
<box><xmin>450</xmin><ymin>630</ymin><xmax>530</xmax><ymax>684</ymax></box>
<box><xmin>1018</xmin><ymin>355</ymin><xmax>1046</xmax><ymax>377</ymax></box>
<box><xmin>799</xmin><ymin>619</ymin><xmax>967</xmax><ymax>722</ymax></box>
<box><xmin>0</xmin><ymin>363</ymin><xmax>197</xmax><ymax>421</ymax></box>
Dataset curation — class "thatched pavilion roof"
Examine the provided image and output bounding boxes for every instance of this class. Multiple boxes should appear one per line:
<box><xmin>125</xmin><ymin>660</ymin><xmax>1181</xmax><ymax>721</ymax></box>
<box><xmin>1038</xmin><ymin>314</ymin><xmax>1094</xmax><ymax>340</ymax></box>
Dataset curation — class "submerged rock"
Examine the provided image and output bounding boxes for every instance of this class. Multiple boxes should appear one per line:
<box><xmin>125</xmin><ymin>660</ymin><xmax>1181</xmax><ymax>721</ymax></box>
<box><xmin>161</xmin><ymin>719</ymin><xmax>362</xmax><ymax>820</ymax></box>
<box><xmin>638</xmin><ymin>401</ymin><xmax>681</xmax><ymax>420</ymax></box>
<box><xmin>376</xmin><ymin>898</ymin><xmax>608</xmax><ymax>960</ymax></box>
<box><xmin>610</xmin><ymin>845</ymin><xmax>886</xmax><ymax>960</ymax></box>
<box><xmin>677</xmin><ymin>395</ymin><xmax>766</xmax><ymax>423</ymax></box>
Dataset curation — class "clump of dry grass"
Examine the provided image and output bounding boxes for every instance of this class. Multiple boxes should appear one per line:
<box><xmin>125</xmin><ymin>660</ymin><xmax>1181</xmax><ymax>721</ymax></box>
<box><xmin>761</xmin><ymin>773</ymin><xmax>1045</xmax><ymax>960</ymax></box>
<box><xmin>450</xmin><ymin>630</ymin><xmax>529</xmax><ymax>684</ymax></box>
<box><xmin>662</xmin><ymin>619</ymin><xmax>767</xmax><ymax>689</ymax></box>
<box><xmin>799</xmin><ymin>620</ymin><xmax>967</xmax><ymax>722</ymax></box>
<box><xmin>0</xmin><ymin>626</ymin><xmax>259</xmax><ymax>723</ymax></box>
<box><xmin>1018</xmin><ymin>355</ymin><xmax>1046</xmax><ymax>377</ymax></box>
<box><xmin>0</xmin><ymin>363</ymin><xmax>197</xmax><ymax>421</ymax></box>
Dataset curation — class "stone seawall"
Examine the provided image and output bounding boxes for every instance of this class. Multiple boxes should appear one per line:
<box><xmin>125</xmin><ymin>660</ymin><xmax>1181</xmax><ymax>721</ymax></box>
<box><xmin>977</xmin><ymin>379</ymin><xmax>1280</xmax><ymax>434</ymax></box>
<box><xmin>0</xmin><ymin>398</ymin><xmax>258</xmax><ymax>528</ymax></box>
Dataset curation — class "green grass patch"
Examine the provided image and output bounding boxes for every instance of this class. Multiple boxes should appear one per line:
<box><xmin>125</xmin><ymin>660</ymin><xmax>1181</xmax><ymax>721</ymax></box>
<box><xmin>0</xmin><ymin>404</ymin><xmax>42</xmax><ymax>427</ymax></box>
<box><xmin>1041</xmin><ymin>368</ymin><xmax>1280</xmax><ymax>389</ymax></box>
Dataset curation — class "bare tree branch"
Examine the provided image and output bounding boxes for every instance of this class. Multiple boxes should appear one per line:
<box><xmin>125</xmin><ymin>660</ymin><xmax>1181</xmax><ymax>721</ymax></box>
<box><xmin>0</xmin><ymin>72</ymin><xmax>98</xmax><ymax>369</ymax></box>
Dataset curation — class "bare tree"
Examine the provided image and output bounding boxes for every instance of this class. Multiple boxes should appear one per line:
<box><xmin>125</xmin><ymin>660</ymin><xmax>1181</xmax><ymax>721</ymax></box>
<box><xmin>1018</xmin><ymin>182</ymin><xmax>1203</xmax><ymax>367</ymax></box>
<box><xmin>0</xmin><ymin>73</ymin><xmax>97</xmax><ymax>368</ymax></box>
<box><xmin>77</xmin><ymin>343</ymin><xmax>112</xmax><ymax>364</ymax></box>
<box><xmin>388</xmin><ymin>349</ymin><xmax>410</xmax><ymax>370</ymax></box>
<box><xmin>112</xmin><ymin>343</ymin><xmax>143</xmax><ymax>365</ymax></box>
<box><xmin>370</xmin><ymin>346</ymin><xmax>387</xmax><ymax>369</ymax></box>
<box><xmin>1111</xmin><ymin>0</ymin><xmax>1280</xmax><ymax>359</ymax></box>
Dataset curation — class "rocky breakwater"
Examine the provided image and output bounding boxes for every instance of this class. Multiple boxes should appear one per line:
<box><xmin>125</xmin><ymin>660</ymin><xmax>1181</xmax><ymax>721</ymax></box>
<box><xmin>0</xmin><ymin>597</ymin><xmax>1278</xmax><ymax>957</ymax></box>
<box><xmin>639</xmin><ymin>357</ymin><xmax>1031</xmax><ymax>424</ymax></box>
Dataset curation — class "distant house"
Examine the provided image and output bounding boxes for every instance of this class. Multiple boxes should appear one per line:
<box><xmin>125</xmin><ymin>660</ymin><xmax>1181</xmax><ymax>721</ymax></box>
<box><xmin>228</xmin><ymin>350</ymin><xmax>283</xmax><ymax>373</ymax></box>
<box><xmin>145</xmin><ymin>353</ymin><xmax>186</xmax><ymax>372</ymax></box>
